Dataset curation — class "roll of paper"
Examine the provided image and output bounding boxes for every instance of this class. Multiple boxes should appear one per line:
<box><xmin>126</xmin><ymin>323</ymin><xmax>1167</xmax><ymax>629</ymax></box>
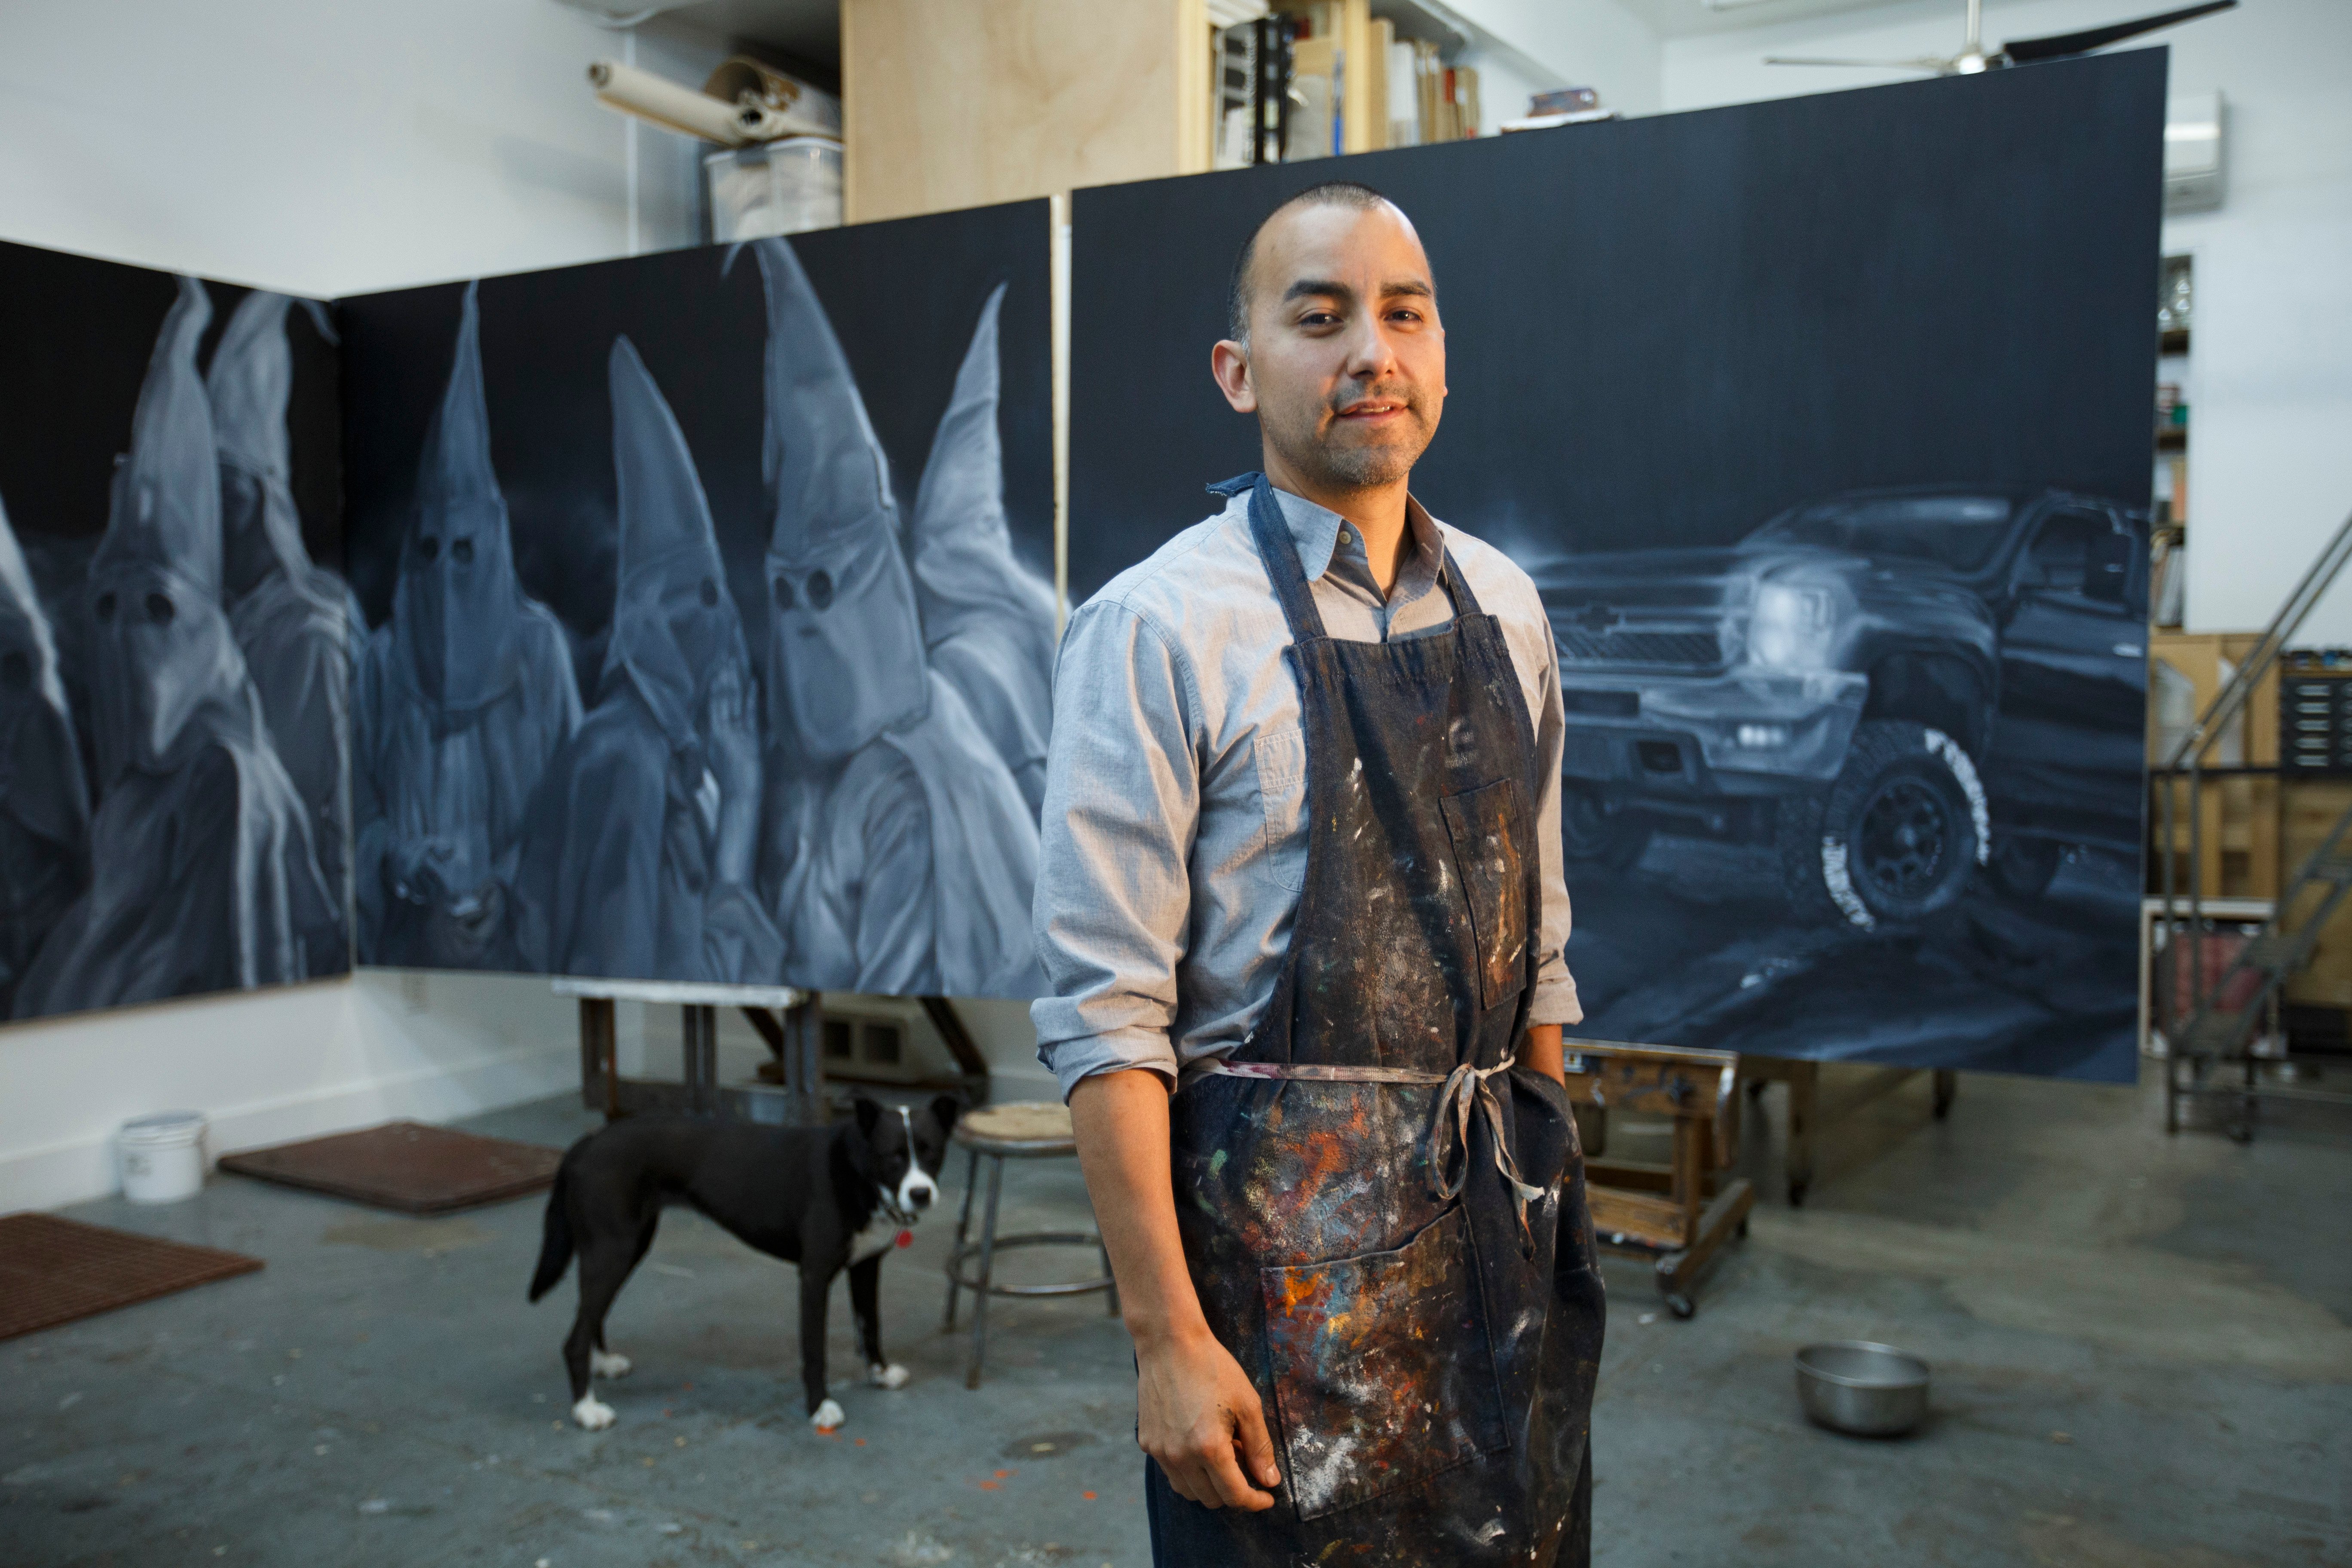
<box><xmin>588</xmin><ymin>60</ymin><xmax>751</xmax><ymax>146</ymax></box>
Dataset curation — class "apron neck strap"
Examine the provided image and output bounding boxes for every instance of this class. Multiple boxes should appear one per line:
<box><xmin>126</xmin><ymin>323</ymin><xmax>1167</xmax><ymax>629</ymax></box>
<box><xmin>1233</xmin><ymin>472</ymin><xmax>1331</xmax><ymax>644</ymax></box>
<box><xmin>1438</xmin><ymin>547</ymin><xmax>1485</xmax><ymax>617</ymax></box>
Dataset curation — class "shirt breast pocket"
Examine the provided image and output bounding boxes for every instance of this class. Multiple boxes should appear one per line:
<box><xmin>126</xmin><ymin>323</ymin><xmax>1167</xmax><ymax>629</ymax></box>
<box><xmin>1252</xmin><ymin>725</ymin><xmax>1309</xmax><ymax>892</ymax></box>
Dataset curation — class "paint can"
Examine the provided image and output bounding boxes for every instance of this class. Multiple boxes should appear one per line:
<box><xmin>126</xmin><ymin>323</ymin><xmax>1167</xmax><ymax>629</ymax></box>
<box><xmin>117</xmin><ymin>1112</ymin><xmax>208</xmax><ymax>1204</ymax></box>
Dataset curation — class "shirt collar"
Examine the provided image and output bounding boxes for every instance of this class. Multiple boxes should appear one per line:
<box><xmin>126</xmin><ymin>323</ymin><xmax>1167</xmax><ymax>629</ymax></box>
<box><xmin>1265</xmin><ymin>485</ymin><xmax>1447</xmax><ymax>603</ymax></box>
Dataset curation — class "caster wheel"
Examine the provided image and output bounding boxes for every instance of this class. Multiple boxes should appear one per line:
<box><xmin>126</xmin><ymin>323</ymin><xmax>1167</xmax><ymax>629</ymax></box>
<box><xmin>1665</xmin><ymin>1292</ymin><xmax>1696</xmax><ymax>1320</ymax></box>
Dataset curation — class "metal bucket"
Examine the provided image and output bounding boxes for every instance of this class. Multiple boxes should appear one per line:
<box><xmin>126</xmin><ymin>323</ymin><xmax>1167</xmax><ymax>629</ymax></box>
<box><xmin>1795</xmin><ymin>1341</ymin><xmax>1929</xmax><ymax>1436</ymax></box>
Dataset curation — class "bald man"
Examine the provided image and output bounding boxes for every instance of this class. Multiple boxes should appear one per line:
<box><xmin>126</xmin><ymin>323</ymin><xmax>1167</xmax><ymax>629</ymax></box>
<box><xmin>1032</xmin><ymin>181</ymin><xmax>1605</xmax><ymax>1565</ymax></box>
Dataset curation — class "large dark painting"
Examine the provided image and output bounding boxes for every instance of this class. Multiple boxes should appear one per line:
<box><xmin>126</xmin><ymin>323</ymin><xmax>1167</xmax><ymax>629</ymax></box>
<box><xmin>1067</xmin><ymin>54</ymin><xmax>2163</xmax><ymax>1080</ymax></box>
<box><xmin>0</xmin><ymin>240</ymin><xmax>352</xmax><ymax>1022</ymax></box>
<box><xmin>341</xmin><ymin>201</ymin><xmax>1055</xmax><ymax>996</ymax></box>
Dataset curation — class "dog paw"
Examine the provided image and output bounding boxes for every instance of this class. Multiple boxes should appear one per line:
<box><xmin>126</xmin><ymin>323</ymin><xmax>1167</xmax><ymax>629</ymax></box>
<box><xmin>590</xmin><ymin>1350</ymin><xmax>633</xmax><ymax>1379</ymax></box>
<box><xmin>572</xmin><ymin>1395</ymin><xmax>617</xmax><ymax>1431</ymax></box>
<box><xmin>868</xmin><ymin>1363</ymin><xmax>910</xmax><ymax>1390</ymax></box>
<box><xmin>810</xmin><ymin>1399</ymin><xmax>845</xmax><ymax>1432</ymax></box>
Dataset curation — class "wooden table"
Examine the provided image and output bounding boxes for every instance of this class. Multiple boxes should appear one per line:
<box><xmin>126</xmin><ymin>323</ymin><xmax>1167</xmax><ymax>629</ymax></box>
<box><xmin>1737</xmin><ymin>1055</ymin><xmax>1956</xmax><ymax>1207</ymax></box>
<box><xmin>554</xmin><ymin>978</ymin><xmax>824</xmax><ymax>1125</ymax></box>
<box><xmin>1562</xmin><ymin>1041</ymin><xmax>1756</xmax><ymax>1319</ymax></box>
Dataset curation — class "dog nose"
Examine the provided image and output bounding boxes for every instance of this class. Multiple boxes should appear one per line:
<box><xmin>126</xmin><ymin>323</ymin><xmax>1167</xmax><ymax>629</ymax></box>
<box><xmin>909</xmin><ymin>1185</ymin><xmax>934</xmax><ymax>1209</ymax></box>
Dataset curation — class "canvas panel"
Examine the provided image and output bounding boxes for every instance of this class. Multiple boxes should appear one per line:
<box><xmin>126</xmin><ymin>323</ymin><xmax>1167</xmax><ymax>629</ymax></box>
<box><xmin>1067</xmin><ymin>55</ymin><xmax>2164</xmax><ymax>1081</ymax></box>
<box><xmin>340</xmin><ymin>200</ymin><xmax>1055</xmax><ymax>998</ymax></box>
<box><xmin>0</xmin><ymin>240</ymin><xmax>352</xmax><ymax>1025</ymax></box>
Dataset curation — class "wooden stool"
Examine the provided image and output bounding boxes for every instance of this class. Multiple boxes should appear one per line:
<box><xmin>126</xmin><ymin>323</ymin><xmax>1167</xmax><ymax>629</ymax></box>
<box><xmin>942</xmin><ymin>1101</ymin><xmax>1118</xmax><ymax>1388</ymax></box>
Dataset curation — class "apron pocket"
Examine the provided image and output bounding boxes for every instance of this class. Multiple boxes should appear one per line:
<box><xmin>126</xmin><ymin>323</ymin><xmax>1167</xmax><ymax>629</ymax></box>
<box><xmin>1439</xmin><ymin>778</ymin><xmax>1531</xmax><ymax>1008</ymax></box>
<box><xmin>1259</xmin><ymin>1205</ymin><xmax>1507</xmax><ymax>1521</ymax></box>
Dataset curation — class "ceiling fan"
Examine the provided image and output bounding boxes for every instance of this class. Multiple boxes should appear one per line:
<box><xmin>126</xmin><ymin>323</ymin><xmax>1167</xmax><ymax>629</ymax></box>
<box><xmin>1767</xmin><ymin>0</ymin><xmax>2236</xmax><ymax>76</ymax></box>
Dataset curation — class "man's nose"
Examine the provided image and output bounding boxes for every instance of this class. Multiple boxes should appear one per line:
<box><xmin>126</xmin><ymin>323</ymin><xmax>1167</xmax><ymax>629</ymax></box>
<box><xmin>1340</xmin><ymin>316</ymin><xmax>1400</xmax><ymax>380</ymax></box>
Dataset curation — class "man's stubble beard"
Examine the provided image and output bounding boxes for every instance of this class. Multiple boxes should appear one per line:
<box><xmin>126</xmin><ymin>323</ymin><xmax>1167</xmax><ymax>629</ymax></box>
<box><xmin>1263</xmin><ymin>380</ymin><xmax>1437</xmax><ymax>494</ymax></box>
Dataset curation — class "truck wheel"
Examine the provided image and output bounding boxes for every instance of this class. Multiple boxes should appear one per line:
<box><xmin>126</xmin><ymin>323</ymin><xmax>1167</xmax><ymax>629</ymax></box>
<box><xmin>1777</xmin><ymin>720</ymin><xmax>1985</xmax><ymax>929</ymax></box>
<box><xmin>1562</xmin><ymin>786</ymin><xmax>1652</xmax><ymax>873</ymax></box>
<box><xmin>1988</xmin><ymin>835</ymin><xmax>2064</xmax><ymax>899</ymax></box>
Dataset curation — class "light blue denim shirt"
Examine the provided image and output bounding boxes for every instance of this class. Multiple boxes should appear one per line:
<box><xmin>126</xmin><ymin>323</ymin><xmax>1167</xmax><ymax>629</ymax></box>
<box><xmin>1032</xmin><ymin>486</ymin><xmax>1579</xmax><ymax>1099</ymax></box>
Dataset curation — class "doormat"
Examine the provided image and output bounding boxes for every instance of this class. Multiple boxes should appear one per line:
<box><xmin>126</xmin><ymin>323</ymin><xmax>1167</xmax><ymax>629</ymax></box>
<box><xmin>218</xmin><ymin>1122</ymin><xmax>563</xmax><ymax>1214</ymax></box>
<box><xmin>0</xmin><ymin>1213</ymin><xmax>263</xmax><ymax>1342</ymax></box>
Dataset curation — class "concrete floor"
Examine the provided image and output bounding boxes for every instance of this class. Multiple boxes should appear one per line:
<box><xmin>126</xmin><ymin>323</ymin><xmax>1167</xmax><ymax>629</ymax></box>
<box><xmin>4</xmin><ymin>1066</ymin><xmax>2348</xmax><ymax>1568</ymax></box>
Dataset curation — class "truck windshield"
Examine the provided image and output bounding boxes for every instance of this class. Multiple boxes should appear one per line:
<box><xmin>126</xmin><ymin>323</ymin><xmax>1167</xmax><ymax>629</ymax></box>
<box><xmin>1746</xmin><ymin>495</ymin><xmax>2013</xmax><ymax>571</ymax></box>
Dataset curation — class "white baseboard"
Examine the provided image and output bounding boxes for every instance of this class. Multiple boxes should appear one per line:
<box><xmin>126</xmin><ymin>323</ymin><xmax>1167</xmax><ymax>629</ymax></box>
<box><xmin>0</xmin><ymin>1042</ymin><xmax>576</xmax><ymax>1214</ymax></box>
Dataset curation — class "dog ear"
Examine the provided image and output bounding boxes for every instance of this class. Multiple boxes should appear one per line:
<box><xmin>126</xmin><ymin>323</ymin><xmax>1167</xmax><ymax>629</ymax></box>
<box><xmin>853</xmin><ymin>1096</ymin><xmax>885</xmax><ymax>1139</ymax></box>
<box><xmin>928</xmin><ymin>1094</ymin><xmax>964</xmax><ymax>1136</ymax></box>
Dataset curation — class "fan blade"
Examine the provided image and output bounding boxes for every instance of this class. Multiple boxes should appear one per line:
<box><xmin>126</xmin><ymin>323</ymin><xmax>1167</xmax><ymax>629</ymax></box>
<box><xmin>1765</xmin><ymin>55</ymin><xmax>1955</xmax><ymax>72</ymax></box>
<box><xmin>2000</xmin><ymin>0</ymin><xmax>2236</xmax><ymax>63</ymax></box>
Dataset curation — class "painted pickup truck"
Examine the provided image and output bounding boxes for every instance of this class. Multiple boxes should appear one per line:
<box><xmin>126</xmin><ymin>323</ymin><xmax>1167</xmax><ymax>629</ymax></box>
<box><xmin>1534</xmin><ymin>485</ymin><xmax>2148</xmax><ymax>927</ymax></box>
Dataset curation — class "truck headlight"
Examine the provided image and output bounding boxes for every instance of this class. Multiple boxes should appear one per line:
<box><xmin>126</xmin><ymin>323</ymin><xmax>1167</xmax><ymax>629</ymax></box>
<box><xmin>1749</xmin><ymin>582</ymin><xmax>1837</xmax><ymax>668</ymax></box>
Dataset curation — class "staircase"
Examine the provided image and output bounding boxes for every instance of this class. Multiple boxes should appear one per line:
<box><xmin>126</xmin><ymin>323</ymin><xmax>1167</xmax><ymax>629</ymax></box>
<box><xmin>2156</xmin><ymin>504</ymin><xmax>2352</xmax><ymax>1139</ymax></box>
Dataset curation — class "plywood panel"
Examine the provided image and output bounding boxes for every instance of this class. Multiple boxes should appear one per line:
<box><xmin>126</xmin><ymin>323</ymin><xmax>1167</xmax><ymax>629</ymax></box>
<box><xmin>843</xmin><ymin>0</ymin><xmax>1207</xmax><ymax>224</ymax></box>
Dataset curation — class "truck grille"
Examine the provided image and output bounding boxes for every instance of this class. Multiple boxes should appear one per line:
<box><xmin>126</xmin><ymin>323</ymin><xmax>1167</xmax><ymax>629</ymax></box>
<box><xmin>1552</xmin><ymin>627</ymin><xmax>1724</xmax><ymax>668</ymax></box>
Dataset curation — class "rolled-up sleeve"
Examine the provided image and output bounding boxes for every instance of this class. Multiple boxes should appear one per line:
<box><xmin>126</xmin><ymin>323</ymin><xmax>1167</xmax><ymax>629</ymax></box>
<box><xmin>1031</xmin><ymin>598</ymin><xmax>1201</xmax><ymax>1098</ymax></box>
<box><xmin>1526</xmin><ymin>614</ymin><xmax>1584</xmax><ymax>1028</ymax></box>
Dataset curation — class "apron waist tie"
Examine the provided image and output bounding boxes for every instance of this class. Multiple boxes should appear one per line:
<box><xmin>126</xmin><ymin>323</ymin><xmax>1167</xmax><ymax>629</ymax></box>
<box><xmin>1182</xmin><ymin>1055</ymin><xmax>1549</xmax><ymax>1255</ymax></box>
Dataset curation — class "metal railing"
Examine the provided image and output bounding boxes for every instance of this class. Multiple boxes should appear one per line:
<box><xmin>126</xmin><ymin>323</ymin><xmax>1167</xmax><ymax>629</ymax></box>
<box><xmin>2155</xmin><ymin>504</ymin><xmax>2352</xmax><ymax>1138</ymax></box>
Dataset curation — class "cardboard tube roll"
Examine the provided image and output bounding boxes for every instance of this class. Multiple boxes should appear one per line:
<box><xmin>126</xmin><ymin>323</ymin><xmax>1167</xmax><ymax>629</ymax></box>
<box><xmin>588</xmin><ymin>59</ymin><xmax>750</xmax><ymax>146</ymax></box>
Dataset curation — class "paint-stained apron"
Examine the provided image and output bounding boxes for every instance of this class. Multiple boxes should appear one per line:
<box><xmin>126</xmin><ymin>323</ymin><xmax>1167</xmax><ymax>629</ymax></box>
<box><xmin>1148</xmin><ymin>475</ymin><xmax>1604</xmax><ymax>1567</ymax></box>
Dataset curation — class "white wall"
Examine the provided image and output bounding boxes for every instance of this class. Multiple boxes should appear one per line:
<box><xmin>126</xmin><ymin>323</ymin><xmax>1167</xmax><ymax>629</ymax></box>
<box><xmin>1660</xmin><ymin>0</ymin><xmax>2352</xmax><ymax>638</ymax></box>
<box><xmin>1453</xmin><ymin>0</ymin><xmax>1666</xmax><ymax>124</ymax></box>
<box><xmin>0</xmin><ymin>0</ymin><xmax>732</xmax><ymax>1210</ymax></box>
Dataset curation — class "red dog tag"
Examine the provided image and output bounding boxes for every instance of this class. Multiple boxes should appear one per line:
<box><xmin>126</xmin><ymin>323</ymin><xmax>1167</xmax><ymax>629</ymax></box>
<box><xmin>896</xmin><ymin>1230</ymin><xmax>913</xmax><ymax>1249</ymax></box>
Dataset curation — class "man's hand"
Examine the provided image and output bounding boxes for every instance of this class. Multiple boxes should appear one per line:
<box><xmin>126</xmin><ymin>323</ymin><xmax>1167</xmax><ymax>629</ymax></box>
<box><xmin>1137</xmin><ymin>1325</ymin><xmax>1282</xmax><ymax>1510</ymax></box>
<box><xmin>1068</xmin><ymin>1069</ymin><xmax>1281</xmax><ymax>1513</ymax></box>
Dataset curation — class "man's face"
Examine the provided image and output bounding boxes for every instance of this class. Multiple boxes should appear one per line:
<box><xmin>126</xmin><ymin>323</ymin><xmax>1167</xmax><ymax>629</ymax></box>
<box><xmin>1220</xmin><ymin>201</ymin><xmax>1445</xmax><ymax>492</ymax></box>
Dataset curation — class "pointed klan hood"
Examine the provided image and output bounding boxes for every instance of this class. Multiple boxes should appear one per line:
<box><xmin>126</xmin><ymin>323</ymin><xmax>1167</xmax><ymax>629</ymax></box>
<box><xmin>745</xmin><ymin>237</ymin><xmax>928</xmax><ymax>762</ymax></box>
<box><xmin>0</xmin><ymin>493</ymin><xmax>90</xmax><ymax>854</ymax></box>
<box><xmin>85</xmin><ymin>276</ymin><xmax>258</xmax><ymax>784</ymax></box>
<box><xmin>601</xmin><ymin>334</ymin><xmax>747</xmax><ymax>752</ymax></box>
<box><xmin>93</xmin><ymin>276</ymin><xmax>222</xmax><ymax>597</ymax></box>
<box><xmin>390</xmin><ymin>280</ymin><xmax>530</xmax><ymax>711</ymax></box>
<box><xmin>206</xmin><ymin>288</ymin><xmax>319</xmax><ymax>601</ymax></box>
<box><xmin>418</xmin><ymin>280</ymin><xmax>505</xmax><ymax>516</ymax></box>
<box><xmin>908</xmin><ymin>283</ymin><xmax>1057</xmax><ymax>805</ymax></box>
<box><xmin>910</xmin><ymin>282</ymin><xmax>1054</xmax><ymax>629</ymax></box>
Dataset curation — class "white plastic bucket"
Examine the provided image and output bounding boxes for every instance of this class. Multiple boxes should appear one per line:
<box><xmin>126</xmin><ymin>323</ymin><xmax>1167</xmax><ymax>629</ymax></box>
<box><xmin>117</xmin><ymin>1112</ymin><xmax>207</xmax><ymax>1204</ymax></box>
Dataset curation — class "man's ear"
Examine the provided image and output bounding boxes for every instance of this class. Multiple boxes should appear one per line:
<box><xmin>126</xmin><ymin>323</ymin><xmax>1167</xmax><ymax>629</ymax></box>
<box><xmin>853</xmin><ymin>1096</ymin><xmax>884</xmax><ymax>1140</ymax></box>
<box><xmin>1210</xmin><ymin>339</ymin><xmax>1258</xmax><ymax>415</ymax></box>
<box><xmin>928</xmin><ymin>1094</ymin><xmax>964</xmax><ymax>1138</ymax></box>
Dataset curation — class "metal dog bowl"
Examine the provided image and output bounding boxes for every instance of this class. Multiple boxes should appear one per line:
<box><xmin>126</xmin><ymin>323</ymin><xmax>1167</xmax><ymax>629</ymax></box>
<box><xmin>1795</xmin><ymin>1341</ymin><xmax>1929</xmax><ymax>1436</ymax></box>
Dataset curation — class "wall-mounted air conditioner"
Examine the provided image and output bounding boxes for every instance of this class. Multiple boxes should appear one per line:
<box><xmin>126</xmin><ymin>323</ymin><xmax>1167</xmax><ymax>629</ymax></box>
<box><xmin>2165</xmin><ymin>91</ymin><xmax>2225</xmax><ymax>215</ymax></box>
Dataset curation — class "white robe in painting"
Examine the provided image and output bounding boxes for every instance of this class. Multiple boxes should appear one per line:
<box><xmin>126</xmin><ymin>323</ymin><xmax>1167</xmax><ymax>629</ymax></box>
<box><xmin>763</xmin><ymin>670</ymin><xmax>1041</xmax><ymax>997</ymax></box>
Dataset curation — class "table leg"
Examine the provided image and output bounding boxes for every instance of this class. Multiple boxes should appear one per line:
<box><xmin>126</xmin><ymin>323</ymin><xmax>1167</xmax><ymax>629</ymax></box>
<box><xmin>579</xmin><ymin>998</ymin><xmax>618</xmax><ymax>1120</ymax></box>
<box><xmin>1932</xmin><ymin>1069</ymin><xmax>1957</xmax><ymax>1121</ymax></box>
<box><xmin>681</xmin><ymin>1004</ymin><xmax>720</xmax><ymax>1117</ymax></box>
<box><xmin>1785</xmin><ymin>1059</ymin><xmax>1817</xmax><ymax>1207</ymax></box>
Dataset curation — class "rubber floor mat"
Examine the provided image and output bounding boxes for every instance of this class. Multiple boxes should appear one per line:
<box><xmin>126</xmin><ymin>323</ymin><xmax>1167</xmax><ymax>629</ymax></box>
<box><xmin>0</xmin><ymin>1212</ymin><xmax>262</xmax><ymax>1342</ymax></box>
<box><xmin>217</xmin><ymin>1121</ymin><xmax>562</xmax><ymax>1214</ymax></box>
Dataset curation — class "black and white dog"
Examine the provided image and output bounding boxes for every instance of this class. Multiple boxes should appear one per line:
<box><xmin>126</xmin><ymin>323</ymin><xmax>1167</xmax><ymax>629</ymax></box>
<box><xmin>528</xmin><ymin>1095</ymin><xmax>962</xmax><ymax>1432</ymax></box>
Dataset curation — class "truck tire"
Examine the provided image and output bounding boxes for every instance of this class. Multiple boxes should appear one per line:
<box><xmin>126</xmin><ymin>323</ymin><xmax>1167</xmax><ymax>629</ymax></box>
<box><xmin>1777</xmin><ymin>720</ymin><xmax>1986</xmax><ymax>929</ymax></box>
<box><xmin>1562</xmin><ymin>784</ymin><xmax>1652</xmax><ymax>873</ymax></box>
